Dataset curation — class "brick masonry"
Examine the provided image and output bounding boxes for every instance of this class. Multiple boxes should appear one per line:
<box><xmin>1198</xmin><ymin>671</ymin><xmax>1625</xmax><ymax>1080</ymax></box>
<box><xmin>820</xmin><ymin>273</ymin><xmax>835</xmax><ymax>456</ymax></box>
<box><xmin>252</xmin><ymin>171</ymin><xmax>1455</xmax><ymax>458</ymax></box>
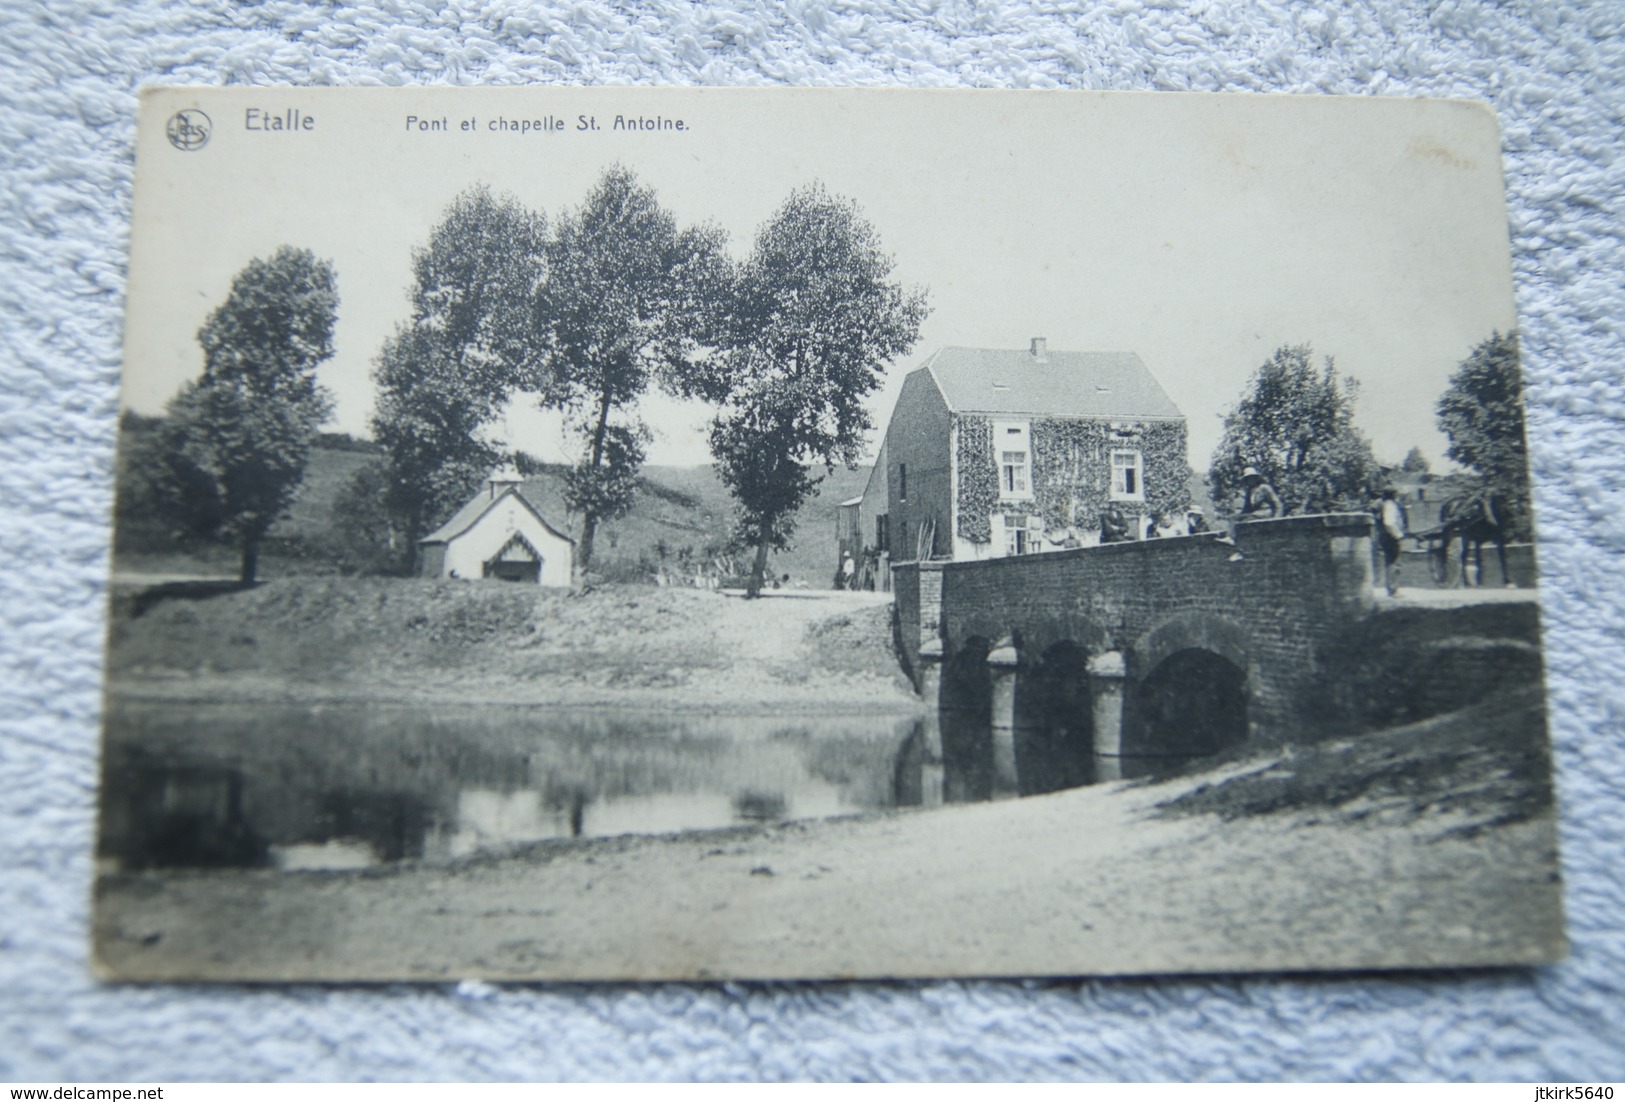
<box><xmin>894</xmin><ymin>514</ymin><xmax>1543</xmax><ymax>751</ymax></box>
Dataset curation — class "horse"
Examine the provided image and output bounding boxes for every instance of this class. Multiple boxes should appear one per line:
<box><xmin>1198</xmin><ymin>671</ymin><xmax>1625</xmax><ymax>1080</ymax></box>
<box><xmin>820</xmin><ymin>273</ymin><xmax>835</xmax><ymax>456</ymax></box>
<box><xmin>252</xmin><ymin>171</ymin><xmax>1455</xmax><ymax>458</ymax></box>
<box><xmin>1438</xmin><ymin>491</ymin><xmax>1513</xmax><ymax>588</ymax></box>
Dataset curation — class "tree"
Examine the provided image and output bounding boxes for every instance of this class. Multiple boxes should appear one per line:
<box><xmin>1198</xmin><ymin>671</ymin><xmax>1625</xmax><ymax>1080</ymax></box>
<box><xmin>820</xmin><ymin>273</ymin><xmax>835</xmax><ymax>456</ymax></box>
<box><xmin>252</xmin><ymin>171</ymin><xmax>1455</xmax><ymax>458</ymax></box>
<box><xmin>366</xmin><ymin>185</ymin><xmax>547</xmax><ymax>571</ymax></box>
<box><xmin>708</xmin><ymin>183</ymin><xmax>929</xmax><ymax>597</ymax></box>
<box><xmin>1209</xmin><ymin>343</ymin><xmax>1380</xmax><ymax>518</ymax></box>
<box><xmin>133</xmin><ymin>247</ymin><xmax>337</xmax><ymax>584</ymax></box>
<box><xmin>1401</xmin><ymin>446</ymin><xmax>1431</xmax><ymax>475</ymax></box>
<box><xmin>527</xmin><ymin>166</ymin><xmax>731</xmax><ymax>584</ymax></box>
<box><xmin>322</xmin><ymin>457</ymin><xmax>400</xmax><ymax>576</ymax></box>
<box><xmin>1436</xmin><ymin>331</ymin><xmax>1533</xmax><ymax>539</ymax></box>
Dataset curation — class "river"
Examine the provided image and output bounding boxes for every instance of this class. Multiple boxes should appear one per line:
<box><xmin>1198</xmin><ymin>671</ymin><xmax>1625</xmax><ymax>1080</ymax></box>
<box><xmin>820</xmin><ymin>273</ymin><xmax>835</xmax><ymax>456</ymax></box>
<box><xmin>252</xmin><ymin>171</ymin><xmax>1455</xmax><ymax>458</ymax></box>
<box><xmin>98</xmin><ymin>697</ymin><xmax>931</xmax><ymax>872</ymax></box>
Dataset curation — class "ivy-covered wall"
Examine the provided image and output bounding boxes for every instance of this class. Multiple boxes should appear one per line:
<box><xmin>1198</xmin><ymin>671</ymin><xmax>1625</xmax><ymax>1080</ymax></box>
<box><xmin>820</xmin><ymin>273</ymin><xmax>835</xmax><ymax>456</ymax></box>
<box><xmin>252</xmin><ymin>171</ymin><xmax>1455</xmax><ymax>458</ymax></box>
<box><xmin>954</xmin><ymin>414</ymin><xmax>1191</xmax><ymax>545</ymax></box>
<box><xmin>954</xmin><ymin>417</ymin><xmax>997</xmax><ymax>543</ymax></box>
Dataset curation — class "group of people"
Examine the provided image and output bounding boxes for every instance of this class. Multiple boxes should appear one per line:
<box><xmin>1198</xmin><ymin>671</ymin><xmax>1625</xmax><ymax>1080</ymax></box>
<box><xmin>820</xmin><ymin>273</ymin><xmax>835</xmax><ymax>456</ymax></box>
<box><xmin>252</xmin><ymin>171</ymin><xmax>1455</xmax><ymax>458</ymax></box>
<box><xmin>836</xmin><ymin>465</ymin><xmax>1429</xmax><ymax>596</ymax></box>
<box><xmin>1015</xmin><ymin>504</ymin><xmax>1207</xmax><ymax>549</ymax></box>
<box><xmin>1145</xmin><ymin>509</ymin><xmax>1211</xmax><ymax>540</ymax></box>
<box><xmin>650</xmin><ymin>566</ymin><xmax>724</xmax><ymax>590</ymax></box>
<box><xmin>1220</xmin><ymin>465</ymin><xmax>1410</xmax><ymax>595</ymax></box>
<box><xmin>836</xmin><ymin>549</ymin><xmax>887</xmax><ymax>591</ymax></box>
<box><xmin>1042</xmin><ymin>509</ymin><xmax>1189</xmax><ymax>548</ymax></box>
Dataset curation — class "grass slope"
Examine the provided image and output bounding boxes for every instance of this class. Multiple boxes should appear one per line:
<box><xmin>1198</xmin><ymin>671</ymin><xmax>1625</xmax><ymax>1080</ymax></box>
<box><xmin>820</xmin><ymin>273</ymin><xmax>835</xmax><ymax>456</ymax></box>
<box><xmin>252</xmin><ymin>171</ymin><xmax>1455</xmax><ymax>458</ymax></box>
<box><xmin>107</xmin><ymin>577</ymin><xmax>916</xmax><ymax>713</ymax></box>
<box><xmin>1151</xmin><ymin>684</ymin><xmax>1554</xmax><ymax>837</ymax></box>
<box><xmin>112</xmin><ymin>425</ymin><xmax>872</xmax><ymax>586</ymax></box>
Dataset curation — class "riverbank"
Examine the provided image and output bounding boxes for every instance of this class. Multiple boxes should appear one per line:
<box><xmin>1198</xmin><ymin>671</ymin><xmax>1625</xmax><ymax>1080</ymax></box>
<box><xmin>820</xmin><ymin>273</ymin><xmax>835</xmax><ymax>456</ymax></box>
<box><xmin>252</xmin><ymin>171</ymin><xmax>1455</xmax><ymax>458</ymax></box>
<box><xmin>105</xmin><ymin>578</ymin><xmax>920</xmax><ymax>714</ymax></box>
<box><xmin>95</xmin><ymin>688</ymin><xmax>1563</xmax><ymax>982</ymax></box>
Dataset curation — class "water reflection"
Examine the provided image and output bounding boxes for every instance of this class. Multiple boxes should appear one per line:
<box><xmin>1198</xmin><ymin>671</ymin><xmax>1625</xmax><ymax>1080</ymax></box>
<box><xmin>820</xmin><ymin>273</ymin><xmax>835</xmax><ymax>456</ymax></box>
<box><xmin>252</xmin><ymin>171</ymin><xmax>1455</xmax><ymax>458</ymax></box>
<box><xmin>938</xmin><ymin>638</ymin><xmax>995</xmax><ymax>801</ymax></box>
<box><xmin>100</xmin><ymin>674</ymin><xmax>1217</xmax><ymax>875</ymax></box>
<box><xmin>99</xmin><ymin>700</ymin><xmax>918</xmax><ymax>872</ymax></box>
<box><xmin>892</xmin><ymin>641</ymin><xmax>1242</xmax><ymax>798</ymax></box>
<box><xmin>101</xmin><ymin>761</ymin><xmax>268</xmax><ymax>870</ymax></box>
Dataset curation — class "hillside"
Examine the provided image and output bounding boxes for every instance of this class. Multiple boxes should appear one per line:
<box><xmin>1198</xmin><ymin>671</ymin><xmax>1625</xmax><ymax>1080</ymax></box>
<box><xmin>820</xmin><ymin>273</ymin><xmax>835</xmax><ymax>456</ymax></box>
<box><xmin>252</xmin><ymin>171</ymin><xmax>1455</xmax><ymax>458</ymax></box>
<box><xmin>112</xmin><ymin>422</ymin><xmax>873</xmax><ymax>586</ymax></box>
<box><xmin>591</xmin><ymin>462</ymin><xmax>870</xmax><ymax>586</ymax></box>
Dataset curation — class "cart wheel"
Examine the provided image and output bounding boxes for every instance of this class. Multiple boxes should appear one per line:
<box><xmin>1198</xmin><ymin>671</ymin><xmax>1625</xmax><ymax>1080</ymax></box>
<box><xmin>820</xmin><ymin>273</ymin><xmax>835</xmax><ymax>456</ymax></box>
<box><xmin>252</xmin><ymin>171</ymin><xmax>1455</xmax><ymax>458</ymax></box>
<box><xmin>1428</xmin><ymin>544</ymin><xmax>1458</xmax><ymax>587</ymax></box>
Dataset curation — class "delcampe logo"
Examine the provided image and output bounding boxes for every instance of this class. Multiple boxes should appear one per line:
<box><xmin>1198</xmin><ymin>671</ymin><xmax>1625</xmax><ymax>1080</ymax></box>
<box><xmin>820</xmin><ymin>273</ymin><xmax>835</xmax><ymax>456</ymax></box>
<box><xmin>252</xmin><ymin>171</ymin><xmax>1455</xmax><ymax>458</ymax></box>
<box><xmin>165</xmin><ymin>109</ymin><xmax>211</xmax><ymax>151</ymax></box>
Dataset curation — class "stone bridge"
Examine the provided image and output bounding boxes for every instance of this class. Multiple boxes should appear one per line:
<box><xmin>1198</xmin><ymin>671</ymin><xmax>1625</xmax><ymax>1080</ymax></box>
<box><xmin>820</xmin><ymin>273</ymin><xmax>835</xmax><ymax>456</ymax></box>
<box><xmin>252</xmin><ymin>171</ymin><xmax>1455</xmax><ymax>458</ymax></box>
<box><xmin>890</xmin><ymin>515</ymin><xmax>1542</xmax><ymax>801</ymax></box>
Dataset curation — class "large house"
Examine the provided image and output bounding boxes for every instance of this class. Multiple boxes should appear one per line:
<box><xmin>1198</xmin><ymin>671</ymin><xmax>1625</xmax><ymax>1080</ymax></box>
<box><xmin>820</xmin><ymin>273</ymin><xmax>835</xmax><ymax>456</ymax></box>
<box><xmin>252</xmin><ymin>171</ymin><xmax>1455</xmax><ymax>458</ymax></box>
<box><xmin>867</xmin><ymin>339</ymin><xmax>1190</xmax><ymax>564</ymax></box>
<box><xmin>419</xmin><ymin>467</ymin><xmax>575</xmax><ymax>586</ymax></box>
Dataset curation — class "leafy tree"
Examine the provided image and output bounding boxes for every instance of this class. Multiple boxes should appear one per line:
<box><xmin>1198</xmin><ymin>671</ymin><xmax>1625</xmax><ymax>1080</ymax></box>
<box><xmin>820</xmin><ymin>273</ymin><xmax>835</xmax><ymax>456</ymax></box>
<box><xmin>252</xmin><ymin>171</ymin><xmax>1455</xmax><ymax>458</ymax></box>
<box><xmin>367</xmin><ymin>185</ymin><xmax>547</xmax><ymax>571</ymax></box>
<box><xmin>1400</xmin><ymin>446</ymin><xmax>1431</xmax><ymax>475</ymax></box>
<box><xmin>708</xmin><ymin>183</ymin><xmax>929</xmax><ymax>597</ymax></box>
<box><xmin>528</xmin><ymin>166</ymin><xmax>731</xmax><ymax>583</ymax></box>
<box><xmin>1436</xmin><ymin>331</ymin><xmax>1533</xmax><ymax>539</ymax></box>
<box><xmin>132</xmin><ymin>247</ymin><xmax>337</xmax><ymax>584</ymax></box>
<box><xmin>1209</xmin><ymin>343</ymin><xmax>1379</xmax><ymax>518</ymax></box>
<box><xmin>323</xmin><ymin>458</ymin><xmax>401</xmax><ymax>576</ymax></box>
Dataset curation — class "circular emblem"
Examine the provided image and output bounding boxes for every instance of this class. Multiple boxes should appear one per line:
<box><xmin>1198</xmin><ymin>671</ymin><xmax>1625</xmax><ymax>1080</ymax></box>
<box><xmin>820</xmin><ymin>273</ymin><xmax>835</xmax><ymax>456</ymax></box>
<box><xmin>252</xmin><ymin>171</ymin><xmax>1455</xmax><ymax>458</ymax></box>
<box><xmin>165</xmin><ymin>109</ymin><xmax>211</xmax><ymax>151</ymax></box>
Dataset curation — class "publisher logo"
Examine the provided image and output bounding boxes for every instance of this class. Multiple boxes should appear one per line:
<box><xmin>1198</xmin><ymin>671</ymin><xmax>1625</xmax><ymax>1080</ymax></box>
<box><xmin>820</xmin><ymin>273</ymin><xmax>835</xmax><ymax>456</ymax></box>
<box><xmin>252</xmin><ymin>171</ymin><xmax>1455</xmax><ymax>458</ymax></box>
<box><xmin>166</xmin><ymin>109</ymin><xmax>211</xmax><ymax>151</ymax></box>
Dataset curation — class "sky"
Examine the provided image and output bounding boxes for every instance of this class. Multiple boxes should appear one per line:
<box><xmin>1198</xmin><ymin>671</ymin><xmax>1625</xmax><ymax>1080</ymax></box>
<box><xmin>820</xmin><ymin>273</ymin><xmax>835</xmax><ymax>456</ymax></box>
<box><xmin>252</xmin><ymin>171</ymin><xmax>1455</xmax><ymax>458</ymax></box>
<box><xmin>123</xmin><ymin>88</ymin><xmax>1519</xmax><ymax>474</ymax></box>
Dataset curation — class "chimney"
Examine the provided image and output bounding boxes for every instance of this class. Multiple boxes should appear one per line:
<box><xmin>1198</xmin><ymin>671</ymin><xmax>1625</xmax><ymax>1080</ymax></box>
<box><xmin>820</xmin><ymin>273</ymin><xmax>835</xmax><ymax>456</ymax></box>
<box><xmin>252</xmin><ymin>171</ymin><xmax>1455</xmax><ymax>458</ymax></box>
<box><xmin>1029</xmin><ymin>337</ymin><xmax>1048</xmax><ymax>362</ymax></box>
<box><xmin>488</xmin><ymin>463</ymin><xmax>523</xmax><ymax>500</ymax></box>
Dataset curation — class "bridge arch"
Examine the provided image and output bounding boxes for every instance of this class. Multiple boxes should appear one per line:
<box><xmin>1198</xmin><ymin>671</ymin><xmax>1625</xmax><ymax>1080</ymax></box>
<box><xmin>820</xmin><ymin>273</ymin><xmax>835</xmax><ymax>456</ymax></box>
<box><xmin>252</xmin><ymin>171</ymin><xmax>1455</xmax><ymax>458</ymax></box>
<box><xmin>1015</xmin><ymin>616</ymin><xmax>1114</xmax><ymax>664</ymax></box>
<box><xmin>1134</xmin><ymin>610</ymin><xmax>1252</xmax><ymax>677</ymax></box>
<box><xmin>1130</xmin><ymin>648</ymin><xmax>1249</xmax><ymax>770</ymax></box>
<box><xmin>1126</xmin><ymin>612</ymin><xmax>1253</xmax><ymax>777</ymax></box>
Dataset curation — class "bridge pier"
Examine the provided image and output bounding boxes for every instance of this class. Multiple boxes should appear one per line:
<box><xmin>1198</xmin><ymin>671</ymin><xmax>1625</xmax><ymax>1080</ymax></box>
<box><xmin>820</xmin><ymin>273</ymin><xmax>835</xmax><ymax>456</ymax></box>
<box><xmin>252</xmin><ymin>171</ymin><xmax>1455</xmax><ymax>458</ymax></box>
<box><xmin>987</xmin><ymin>637</ymin><xmax>1021</xmax><ymax>796</ymax></box>
<box><xmin>1087</xmin><ymin>650</ymin><xmax>1128</xmax><ymax>782</ymax></box>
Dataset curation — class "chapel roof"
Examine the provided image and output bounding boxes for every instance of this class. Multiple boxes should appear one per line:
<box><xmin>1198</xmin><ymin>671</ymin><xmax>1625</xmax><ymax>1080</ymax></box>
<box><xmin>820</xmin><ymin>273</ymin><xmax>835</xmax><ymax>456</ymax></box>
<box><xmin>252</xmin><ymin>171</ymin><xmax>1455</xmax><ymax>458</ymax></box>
<box><xmin>419</xmin><ymin>484</ymin><xmax>574</xmax><ymax>546</ymax></box>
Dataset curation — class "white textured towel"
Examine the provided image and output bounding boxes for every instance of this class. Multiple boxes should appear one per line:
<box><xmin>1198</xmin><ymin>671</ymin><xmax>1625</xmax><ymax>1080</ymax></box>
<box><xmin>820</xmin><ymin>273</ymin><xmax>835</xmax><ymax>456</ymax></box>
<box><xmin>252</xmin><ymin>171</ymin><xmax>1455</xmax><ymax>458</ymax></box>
<box><xmin>1</xmin><ymin>0</ymin><xmax>1621</xmax><ymax>1081</ymax></box>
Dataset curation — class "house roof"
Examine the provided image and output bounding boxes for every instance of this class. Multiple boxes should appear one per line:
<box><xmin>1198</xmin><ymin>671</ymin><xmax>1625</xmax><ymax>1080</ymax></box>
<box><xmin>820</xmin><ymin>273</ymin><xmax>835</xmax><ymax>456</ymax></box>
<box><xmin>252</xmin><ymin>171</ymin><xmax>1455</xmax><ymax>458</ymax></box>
<box><xmin>922</xmin><ymin>347</ymin><xmax>1182</xmax><ymax>421</ymax></box>
<box><xmin>419</xmin><ymin>485</ymin><xmax>575</xmax><ymax>546</ymax></box>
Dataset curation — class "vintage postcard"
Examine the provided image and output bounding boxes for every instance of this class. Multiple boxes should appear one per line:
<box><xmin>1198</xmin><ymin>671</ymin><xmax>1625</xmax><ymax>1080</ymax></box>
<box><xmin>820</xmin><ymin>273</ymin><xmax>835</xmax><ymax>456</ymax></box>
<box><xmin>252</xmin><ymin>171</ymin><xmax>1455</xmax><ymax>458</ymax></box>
<box><xmin>96</xmin><ymin>87</ymin><xmax>1563</xmax><ymax>981</ymax></box>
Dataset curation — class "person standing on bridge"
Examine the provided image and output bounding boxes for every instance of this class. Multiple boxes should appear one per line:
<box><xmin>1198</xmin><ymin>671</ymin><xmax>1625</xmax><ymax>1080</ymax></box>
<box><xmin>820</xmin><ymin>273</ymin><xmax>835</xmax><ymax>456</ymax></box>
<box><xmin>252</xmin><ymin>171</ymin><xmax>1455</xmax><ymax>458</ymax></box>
<box><xmin>1377</xmin><ymin>487</ymin><xmax>1409</xmax><ymax>597</ymax></box>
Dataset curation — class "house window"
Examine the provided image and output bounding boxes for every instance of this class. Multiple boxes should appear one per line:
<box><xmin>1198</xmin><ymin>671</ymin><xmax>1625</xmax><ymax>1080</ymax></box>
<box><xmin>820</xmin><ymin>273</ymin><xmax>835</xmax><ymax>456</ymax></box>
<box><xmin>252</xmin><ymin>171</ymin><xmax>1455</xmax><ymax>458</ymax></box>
<box><xmin>899</xmin><ymin>463</ymin><xmax>907</xmax><ymax>502</ymax></box>
<box><xmin>1111</xmin><ymin>450</ymin><xmax>1143</xmax><ymax>501</ymax></box>
<box><xmin>1002</xmin><ymin>515</ymin><xmax>1043</xmax><ymax>557</ymax></box>
<box><xmin>994</xmin><ymin>422</ymin><xmax>1032</xmax><ymax>500</ymax></box>
<box><xmin>1002</xmin><ymin>450</ymin><xmax>1029</xmax><ymax>496</ymax></box>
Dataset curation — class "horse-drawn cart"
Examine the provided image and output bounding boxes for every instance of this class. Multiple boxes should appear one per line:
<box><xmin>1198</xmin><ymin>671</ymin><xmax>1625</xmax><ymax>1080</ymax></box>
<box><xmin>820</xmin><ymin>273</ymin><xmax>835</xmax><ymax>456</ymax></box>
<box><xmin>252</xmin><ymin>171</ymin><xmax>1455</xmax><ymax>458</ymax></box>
<box><xmin>1409</xmin><ymin>492</ymin><xmax>1512</xmax><ymax>589</ymax></box>
<box><xmin>1410</xmin><ymin>522</ymin><xmax>1459</xmax><ymax>587</ymax></box>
